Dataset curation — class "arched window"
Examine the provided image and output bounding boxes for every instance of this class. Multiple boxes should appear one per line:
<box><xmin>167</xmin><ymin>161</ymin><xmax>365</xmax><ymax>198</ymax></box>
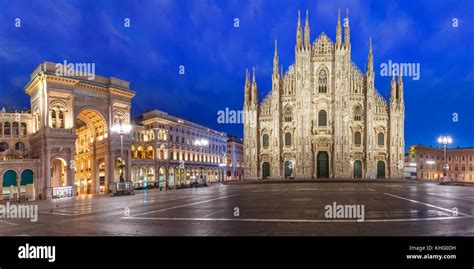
<box><xmin>147</xmin><ymin>145</ymin><xmax>154</xmax><ymax>159</ymax></box>
<box><xmin>0</xmin><ymin>142</ymin><xmax>8</xmax><ymax>152</ymax></box>
<box><xmin>285</xmin><ymin>132</ymin><xmax>292</xmax><ymax>146</ymax></box>
<box><xmin>318</xmin><ymin>110</ymin><xmax>327</xmax><ymax>127</ymax></box>
<box><xmin>51</xmin><ymin>110</ymin><xmax>57</xmax><ymax>128</ymax></box>
<box><xmin>20</xmin><ymin>123</ymin><xmax>27</xmax><ymax>136</ymax></box>
<box><xmin>262</xmin><ymin>134</ymin><xmax>269</xmax><ymax>149</ymax></box>
<box><xmin>354</xmin><ymin>106</ymin><xmax>362</xmax><ymax>121</ymax></box>
<box><xmin>137</xmin><ymin>146</ymin><xmax>145</xmax><ymax>159</ymax></box>
<box><xmin>318</xmin><ymin>69</ymin><xmax>328</xmax><ymax>93</ymax></box>
<box><xmin>58</xmin><ymin>110</ymin><xmax>64</xmax><ymax>128</ymax></box>
<box><xmin>354</xmin><ymin>131</ymin><xmax>361</xmax><ymax>146</ymax></box>
<box><xmin>378</xmin><ymin>132</ymin><xmax>385</xmax><ymax>146</ymax></box>
<box><xmin>12</xmin><ymin>122</ymin><xmax>19</xmax><ymax>136</ymax></box>
<box><xmin>4</xmin><ymin>122</ymin><xmax>11</xmax><ymax>136</ymax></box>
<box><xmin>15</xmin><ymin>142</ymin><xmax>25</xmax><ymax>155</ymax></box>
<box><xmin>284</xmin><ymin>107</ymin><xmax>292</xmax><ymax>122</ymax></box>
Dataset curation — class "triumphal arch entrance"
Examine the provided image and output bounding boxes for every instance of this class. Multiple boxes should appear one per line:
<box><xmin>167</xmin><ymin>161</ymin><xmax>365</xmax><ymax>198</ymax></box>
<box><xmin>24</xmin><ymin>62</ymin><xmax>134</xmax><ymax>199</ymax></box>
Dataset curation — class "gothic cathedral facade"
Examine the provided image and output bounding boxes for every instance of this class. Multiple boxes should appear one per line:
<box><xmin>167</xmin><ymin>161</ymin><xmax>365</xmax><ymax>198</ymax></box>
<box><xmin>243</xmin><ymin>9</ymin><xmax>405</xmax><ymax>180</ymax></box>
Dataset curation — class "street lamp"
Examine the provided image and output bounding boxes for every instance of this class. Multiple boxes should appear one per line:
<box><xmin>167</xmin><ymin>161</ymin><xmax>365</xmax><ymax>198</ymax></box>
<box><xmin>111</xmin><ymin>123</ymin><xmax>132</xmax><ymax>182</ymax></box>
<box><xmin>437</xmin><ymin>135</ymin><xmax>452</xmax><ymax>180</ymax></box>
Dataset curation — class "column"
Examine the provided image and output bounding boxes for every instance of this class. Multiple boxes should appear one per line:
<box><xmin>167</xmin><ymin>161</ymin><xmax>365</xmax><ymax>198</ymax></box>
<box><xmin>127</xmin><ymin>149</ymin><xmax>132</xmax><ymax>182</ymax></box>
<box><xmin>17</xmin><ymin>175</ymin><xmax>21</xmax><ymax>200</ymax></box>
<box><xmin>45</xmin><ymin>148</ymin><xmax>51</xmax><ymax>199</ymax></box>
<box><xmin>165</xmin><ymin>167</ymin><xmax>169</xmax><ymax>190</ymax></box>
<box><xmin>105</xmin><ymin>144</ymin><xmax>114</xmax><ymax>194</ymax></box>
<box><xmin>90</xmin><ymin>154</ymin><xmax>97</xmax><ymax>194</ymax></box>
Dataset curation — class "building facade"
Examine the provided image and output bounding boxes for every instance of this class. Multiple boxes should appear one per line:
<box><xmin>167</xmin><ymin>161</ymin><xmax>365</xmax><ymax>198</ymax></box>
<box><xmin>0</xmin><ymin>62</ymin><xmax>227</xmax><ymax>201</ymax></box>
<box><xmin>130</xmin><ymin>109</ymin><xmax>227</xmax><ymax>188</ymax></box>
<box><xmin>243</xmin><ymin>9</ymin><xmax>405</xmax><ymax>180</ymax></box>
<box><xmin>0</xmin><ymin>108</ymin><xmax>39</xmax><ymax>200</ymax></box>
<box><xmin>406</xmin><ymin>145</ymin><xmax>474</xmax><ymax>182</ymax></box>
<box><xmin>0</xmin><ymin>62</ymin><xmax>135</xmax><ymax>200</ymax></box>
<box><xmin>226</xmin><ymin>136</ymin><xmax>243</xmax><ymax>181</ymax></box>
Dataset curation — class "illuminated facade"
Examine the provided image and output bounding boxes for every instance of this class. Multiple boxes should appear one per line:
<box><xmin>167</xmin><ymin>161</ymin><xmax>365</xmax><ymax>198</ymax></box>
<box><xmin>226</xmin><ymin>136</ymin><xmax>243</xmax><ymax>181</ymax></box>
<box><xmin>1</xmin><ymin>62</ymin><xmax>134</xmax><ymax>200</ymax></box>
<box><xmin>243</xmin><ymin>9</ymin><xmax>405</xmax><ymax>180</ymax></box>
<box><xmin>0</xmin><ymin>109</ymin><xmax>38</xmax><ymax>200</ymax></box>
<box><xmin>130</xmin><ymin>109</ymin><xmax>227</xmax><ymax>188</ymax></box>
<box><xmin>0</xmin><ymin>62</ymin><xmax>229</xmax><ymax>200</ymax></box>
<box><xmin>406</xmin><ymin>145</ymin><xmax>474</xmax><ymax>182</ymax></box>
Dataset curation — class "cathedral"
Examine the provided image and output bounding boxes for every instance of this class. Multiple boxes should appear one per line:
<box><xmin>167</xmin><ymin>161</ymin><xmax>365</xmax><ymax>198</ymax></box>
<box><xmin>243</xmin><ymin>9</ymin><xmax>405</xmax><ymax>180</ymax></box>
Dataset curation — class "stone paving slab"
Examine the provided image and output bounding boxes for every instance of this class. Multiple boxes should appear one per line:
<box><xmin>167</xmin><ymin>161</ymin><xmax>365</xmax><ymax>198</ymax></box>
<box><xmin>1</xmin><ymin>182</ymin><xmax>473</xmax><ymax>236</ymax></box>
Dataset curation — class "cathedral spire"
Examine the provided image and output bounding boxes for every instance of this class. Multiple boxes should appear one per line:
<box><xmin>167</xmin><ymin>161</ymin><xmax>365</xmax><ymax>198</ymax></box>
<box><xmin>251</xmin><ymin>67</ymin><xmax>258</xmax><ymax>105</ymax></box>
<box><xmin>273</xmin><ymin>40</ymin><xmax>279</xmax><ymax>76</ymax></box>
<box><xmin>336</xmin><ymin>8</ymin><xmax>342</xmax><ymax>47</ymax></box>
<box><xmin>390</xmin><ymin>72</ymin><xmax>397</xmax><ymax>103</ymax></box>
<box><xmin>367</xmin><ymin>36</ymin><xmax>373</xmax><ymax>72</ymax></box>
<box><xmin>244</xmin><ymin>68</ymin><xmax>251</xmax><ymax>106</ymax></box>
<box><xmin>304</xmin><ymin>10</ymin><xmax>310</xmax><ymax>49</ymax></box>
<box><xmin>344</xmin><ymin>8</ymin><xmax>350</xmax><ymax>48</ymax></box>
<box><xmin>398</xmin><ymin>74</ymin><xmax>404</xmax><ymax>102</ymax></box>
<box><xmin>296</xmin><ymin>10</ymin><xmax>303</xmax><ymax>51</ymax></box>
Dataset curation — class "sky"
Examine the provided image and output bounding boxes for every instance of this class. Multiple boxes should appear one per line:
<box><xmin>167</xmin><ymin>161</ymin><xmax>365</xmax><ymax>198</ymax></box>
<box><xmin>0</xmin><ymin>0</ymin><xmax>473</xmax><ymax>151</ymax></box>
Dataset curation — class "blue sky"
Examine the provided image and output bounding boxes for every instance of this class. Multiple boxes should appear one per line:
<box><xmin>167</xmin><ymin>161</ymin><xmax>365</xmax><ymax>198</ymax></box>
<box><xmin>0</xmin><ymin>0</ymin><xmax>473</xmax><ymax>150</ymax></box>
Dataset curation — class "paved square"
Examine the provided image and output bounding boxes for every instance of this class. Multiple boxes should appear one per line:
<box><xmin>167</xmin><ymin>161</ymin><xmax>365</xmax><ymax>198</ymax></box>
<box><xmin>1</xmin><ymin>181</ymin><xmax>473</xmax><ymax>236</ymax></box>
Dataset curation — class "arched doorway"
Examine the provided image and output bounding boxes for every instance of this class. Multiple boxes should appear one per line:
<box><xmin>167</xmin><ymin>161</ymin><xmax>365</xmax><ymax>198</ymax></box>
<box><xmin>2</xmin><ymin>170</ymin><xmax>18</xmax><ymax>200</ymax></box>
<box><xmin>159</xmin><ymin>167</ymin><xmax>165</xmax><ymax>188</ymax></box>
<box><xmin>147</xmin><ymin>167</ymin><xmax>155</xmax><ymax>184</ymax></box>
<box><xmin>317</xmin><ymin>152</ymin><xmax>329</xmax><ymax>178</ymax></box>
<box><xmin>138</xmin><ymin>166</ymin><xmax>147</xmax><ymax>188</ymax></box>
<box><xmin>75</xmin><ymin>109</ymin><xmax>108</xmax><ymax>195</ymax></box>
<box><xmin>176</xmin><ymin>167</ymin><xmax>185</xmax><ymax>186</ymax></box>
<box><xmin>51</xmin><ymin>158</ymin><xmax>67</xmax><ymax>187</ymax></box>
<box><xmin>354</xmin><ymin>160</ymin><xmax>362</xmax><ymax>178</ymax></box>
<box><xmin>21</xmin><ymin>169</ymin><xmax>35</xmax><ymax>200</ymax></box>
<box><xmin>131</xmin><ymin>165</ymin><xmax>139</xmax><ymax>185</ymax></box>
<box><xmin>262</xmin><ymin>162</ymin><xmax>270</xmax><ymax>179</ymax></box>
<box><xmin>377</xmin><ymin>161</ymin><xmax>386</xmax><ymax>179</ymax></box>
<box><xmin>284</xmin><ymin>161</ymin><xmax>294</xmax><ymax>179</ymax></box>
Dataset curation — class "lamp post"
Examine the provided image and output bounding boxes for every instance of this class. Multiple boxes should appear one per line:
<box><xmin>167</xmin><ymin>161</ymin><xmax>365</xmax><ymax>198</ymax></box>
<box><xmin>111</xmin><ymin>123</ymin><xmax>132</xmax><ymax>182</ymax></box>
<box><xmin>437</xmin><ymin>135</ymin><xmax>452</xmax><ymax>180</ymax></box>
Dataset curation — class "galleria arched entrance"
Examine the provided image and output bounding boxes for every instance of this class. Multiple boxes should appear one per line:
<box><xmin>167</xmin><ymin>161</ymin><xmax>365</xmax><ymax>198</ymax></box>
<box><xmin>16</xmin><ymin>61</ymin><xmax>135</xmax><ymax>199</ymax></box>
<box><xmin>75</xmin><ymin>109</ymin><xmax>108</xmax><ymax>195</ymax></box>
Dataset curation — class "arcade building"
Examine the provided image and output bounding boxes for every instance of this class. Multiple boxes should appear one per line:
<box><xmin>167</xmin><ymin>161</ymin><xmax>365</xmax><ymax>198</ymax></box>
<box><xmin>0</xmin><ymin>62</ymin><xmax>227</xmax><ymax>201</ymax></box>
